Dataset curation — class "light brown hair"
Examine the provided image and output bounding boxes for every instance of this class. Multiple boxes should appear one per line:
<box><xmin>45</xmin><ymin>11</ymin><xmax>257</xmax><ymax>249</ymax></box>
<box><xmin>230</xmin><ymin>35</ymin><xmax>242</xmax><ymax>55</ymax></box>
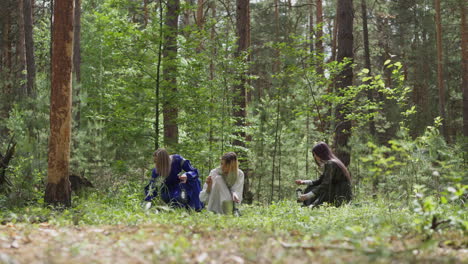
<box><xmin>154</xmin><ymin>148</ymin><xmax>171</xmax><ymax>178</ymax></box>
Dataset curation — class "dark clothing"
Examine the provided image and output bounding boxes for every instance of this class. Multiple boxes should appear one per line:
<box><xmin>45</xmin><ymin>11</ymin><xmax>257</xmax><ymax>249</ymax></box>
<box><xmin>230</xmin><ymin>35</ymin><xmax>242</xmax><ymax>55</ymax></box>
<box><xmin>144</xmin><ymin>154</ymin><xmax>203</xmax><ymax>211</ymax></box>
<box><xmin>303</xmin><ymin>160</ymin><xmax>352</xmax><ymax>207</ymax></box>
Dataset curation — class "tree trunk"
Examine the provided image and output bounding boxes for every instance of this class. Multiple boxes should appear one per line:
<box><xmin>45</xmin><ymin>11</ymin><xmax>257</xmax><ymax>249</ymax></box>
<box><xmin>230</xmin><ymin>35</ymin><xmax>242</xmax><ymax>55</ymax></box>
<box><xmin>361</xmin><ymin>0</ymin><xmax>374</xmax><ymax>136</ymax></box>
<box><xmin>24</xmin><ymin>0</ymin><xmax>36</xmax><ymax>97</ymax></box>
<box><xmin>309</xmin><ymin>0</ymin><xmax>314</xmax><ymax>54</ymax></box>
<box><xmin>234</xmin><ymin>0</ymin><xmax>252</xmax><ymax>203</ymax></box>
<box><xmin>73</xmin><ymin>0</ymin><xmax>81</xmax><ymax>131</ymax></box>
<box><xmin>333</xmin><ymin>0</ymin><xmax>354</xmax><ymax>167</ymax></box>
<box><xmin>331</xmin><ymin>4</ymin><xmax>339</xmax><ymax>62</ymax></box>
<box><xmin>315</xmin><ymin>0</ymin><xmax>323</xmax><ymax>75</ymax></box>
<box><xmin>162</xmin><ymin>0</ymin><xmax>180</xmax><ymax>148</ymax></box>
<box><xmin>460</xmin><ymin>0</ymin><xmax>468</xmax><ymax>137</ymax></box>
<box><xmin>17</xmin><ymin>0</ymin><xmax>27</xmax><ymax>96</ymax></box>
<box><xmin>196</xmin><ymin>0</ymin><xmax>204</xmax><ymax>28</ymax></box>
<box><xmin>45</xmin><ymin>0</ymin><xmax>74</xmax><ymax>207</ymax></box>
<box><xmin>434</xmin><ymin>0</ymin><xmax>447</xmax><ymax>140</ymax></box>
<box><xmin>1</xmin><ymin>1</ymin><xmax>13</xmax><ymax>127</ymax></box>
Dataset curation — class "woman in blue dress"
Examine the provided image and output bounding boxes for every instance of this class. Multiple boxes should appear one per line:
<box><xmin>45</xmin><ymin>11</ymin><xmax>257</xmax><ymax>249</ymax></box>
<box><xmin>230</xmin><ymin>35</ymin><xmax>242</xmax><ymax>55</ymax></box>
<box><xmin>144</xmin><ymin>148</ymin><xmax>203</xmax><ymax>211</ymax></box>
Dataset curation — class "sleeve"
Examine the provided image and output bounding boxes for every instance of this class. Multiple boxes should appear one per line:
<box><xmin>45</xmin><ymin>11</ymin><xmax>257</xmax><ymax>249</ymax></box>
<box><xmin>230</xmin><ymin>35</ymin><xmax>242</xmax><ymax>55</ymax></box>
<box><xmin>309</xmin><ymin>162</ymin><xmax>335</xmax><ymax>196</ymax></box>
<box><xmin>199</xmin><ymin>169</ymin><xmax>217</xmax><ymax>204</ymax></box>
<box><xmin>144</xmin><ymin>168</ymin><xmax>159</xmax><ymax>201</ymax></box>
<box><xmin>199</xmin><ymin>182</ymin><xmax>210</xmax><ymax>204</ymax></box>
<box><xmin>230</xmin><ymin>170</ymin><xmax>244</xmax><ymax>202</ymax></box>
<box><xmin>180</xmin><ymin>157</ymin><xmax>199</xmax><ymax>179</ymax></box>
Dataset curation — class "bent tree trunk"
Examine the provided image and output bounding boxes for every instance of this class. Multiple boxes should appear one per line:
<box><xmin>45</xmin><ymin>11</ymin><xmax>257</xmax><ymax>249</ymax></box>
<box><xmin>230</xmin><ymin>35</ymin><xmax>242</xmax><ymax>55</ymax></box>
<box><xmin>45</xmin><ymin>0</ymin><xmax>74</xmax><ymax>207</ymax></box>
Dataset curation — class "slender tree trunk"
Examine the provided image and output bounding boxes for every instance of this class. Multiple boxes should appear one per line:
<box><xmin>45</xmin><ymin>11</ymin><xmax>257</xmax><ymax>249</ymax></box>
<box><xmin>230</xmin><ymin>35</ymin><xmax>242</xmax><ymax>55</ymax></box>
<box><xmin>162</xmin><ymin>0</ymin><xmax>180</xmax><ymax>148</ymax></box>
<box><xmin>1</xmin><ymin>2</ymin><xmax>13</xmax><ymax>126</ymax></box>
<box><xmin>333</xmin><ymin>0</ymin><xmax>354</xmax><ymax>167</ymax></box>
<box><xmin>331</xmin><ymin>4</ymin><xmax>339</xmax><ymax>62</ymax></box>
<box><xmin>196</xmin><ymin>0</ymin><xmax>204</xmax><ymax>28</ymax></box>
<box><xmin>435</xmin><ymin>0</ymin><xmax>447</xmax><ymax>140</ymax></box>
<box><xmin>309</xmin><ymin>0</ymin><xmax>314</xmax><ymax>54</ymax></box>
<box><xmin>144</xmin><ymin>0</ymin><xmax>149</xmax><ymax>27</ymax></box>
<box><xmin>73</xmin><ymin>0</ymin><xmax>81</xmax><ymax>132</ymax></box>
<box><xmin>24</xmin><ymin>0</ymin><xmax>36</xmax><ymax>97</ymax></box>
<box><xmin>315</xmin><ymin>0</ymin><xmax>323</xmax><ymax>75</ymax></box>
<box><xmin>45</xmin><ymin>0</ymin><xmax>74</xmax><ymax>207</ymax></box>
<box><xmin>459</xmin><ymin>0</ymin><xmax>468</xmax><ymax>137</ymax></box>
<box><xmin>17</xmin><ymin>0</ymin><xmax>27</xmax><ymax>97</ymax></box>
<box><xmin>361</xmin><ymin>0</ymin><xmax>374</xmax><ymax>136</ymax></box>
<box><xmin>235</xmin><ymin>0</ymin><xmax>252</xmax><ymax>203</ymax></box>
<box><xmin>155</xmin><ymin>0</ymin><xmax>164</xmax><ymax>150</ymax></box>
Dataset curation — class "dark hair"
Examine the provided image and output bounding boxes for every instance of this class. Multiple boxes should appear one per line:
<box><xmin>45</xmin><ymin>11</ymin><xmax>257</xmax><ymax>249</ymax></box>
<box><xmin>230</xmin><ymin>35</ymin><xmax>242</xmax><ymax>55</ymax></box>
<box><xmin>221</xmin><ymin>152</ymin><xmax>237</xmax><ymax>163</ymax></box>
<box><xmin>312</xmin><ymin>142</ymin><xmax>351</xmax><ymax>180</ymax></box>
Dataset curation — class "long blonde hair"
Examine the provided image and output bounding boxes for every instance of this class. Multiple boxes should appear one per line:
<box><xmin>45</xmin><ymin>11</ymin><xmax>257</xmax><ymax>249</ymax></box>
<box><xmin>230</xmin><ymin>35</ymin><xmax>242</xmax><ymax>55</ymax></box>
<box><xmin>154</xmin><ymin>148</ymin><xmax>171</xmax><ymax>178</ymax></box>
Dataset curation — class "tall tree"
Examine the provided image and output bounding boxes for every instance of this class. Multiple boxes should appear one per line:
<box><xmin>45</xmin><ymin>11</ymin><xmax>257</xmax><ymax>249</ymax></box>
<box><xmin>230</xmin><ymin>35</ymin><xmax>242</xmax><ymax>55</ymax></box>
<box><xmin>73</xmin><ymin>0</ymin><xmax>81</xmax><ymax>131</ymax></box>
<box><xmin>24</xmin><ymin>0</ymin><xmax>36</xmax><ymax>96</ymax></box>
<box><xmin>460</xmin><ymin>0</ymin><xmax>468</xmax><ymax>138</ymax></box>
<box><xmin>333</xmin><ymin>0</ymin><xmax>354</xmax><ymax>167</ymax></box>
<box><xmin>434</xmin><ymin>0</ymin><xmax>447</xmax><ymax>140</ymax></box>
<box><xmin>234</xmin><ymin>0</ymin><xmax>252</xmax><ymax>203</ymax></box>
<box><xmin>315</xmin><ymin>0</ymin><xmax>324</xmax><ymax>75</ymax></box>
<box><xmin>1</xmin><ymin>0</ymin><xmax>13</xmax><ymax>128</ymax></box>
<box><xmin>361</xmin><ymin>0</ymin><xmax>374</xmax><ymax>135</ymax></box>
<box><xmin>45</xmin><ymin>0</ymin><xmax>74</xmax><ymax>207</ymax></box>
<box><xmin>162</xmin><ymin>0</ymin><xmax>180</xmax><ymax>149</ymax></box>
<box><xmin>17</xmin><ymin>0</ymin><xmax>27</xmax><ymax>96</ymax></box>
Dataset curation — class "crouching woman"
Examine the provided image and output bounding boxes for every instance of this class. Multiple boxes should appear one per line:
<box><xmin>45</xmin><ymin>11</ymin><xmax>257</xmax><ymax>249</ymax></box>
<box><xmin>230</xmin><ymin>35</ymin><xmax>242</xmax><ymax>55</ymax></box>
<box><xmin>199</xmin><ymin>152</ymin><xmax>244</xmax><ymax>215</ymax></box>
<box><xmin>144</xmin><ymin>148</ymin><xmax>203</xmax><ymax>211</ymax></box>
<box><xmin>296</xmin><ymin>142</ymin><xmax>352</xmax><ymax>207</ymax></box>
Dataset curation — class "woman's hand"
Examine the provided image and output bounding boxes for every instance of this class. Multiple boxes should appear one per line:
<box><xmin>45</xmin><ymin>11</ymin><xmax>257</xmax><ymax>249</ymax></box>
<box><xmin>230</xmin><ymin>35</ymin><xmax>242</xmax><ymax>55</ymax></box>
<box><xmin>298</xmin><ymin>194</ymin><xmax>308</xmax><ymax>201</ymax></box>
<box><xmin>205</xmin><ymin>175</ymin><xmax>213</xmax><ymax>193</ymax></box>
<box><xmin>232</xmin><ymin>193</ymin><xmax>240</xmax><ymax>203</ymax></box>
<box><xmin>179</xmin><ymin>174</ymin><xmax>187</xmax><ymax>183</ymax></box>
<box><xmin>295</xmin><ymin>180</ymin><xmax>304</xmax><ymax>185</ymax></box>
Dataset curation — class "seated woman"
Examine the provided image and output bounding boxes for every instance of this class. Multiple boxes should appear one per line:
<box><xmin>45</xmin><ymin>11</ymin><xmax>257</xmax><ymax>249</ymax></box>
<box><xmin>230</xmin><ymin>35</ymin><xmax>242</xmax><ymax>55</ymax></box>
<box><xmin>295</xmin><ymin>142</ymin><xmax>352</xmax><ymax>207</ymax></box>
<box><xmin>144</xmin><ymin>148</ymin><xmax>203</xmax><ymax>211</ymax></box>
<box><xmin>199</xmin><ymin>152</ymin><xmax>244</xmax><ymax>215</ymax></box>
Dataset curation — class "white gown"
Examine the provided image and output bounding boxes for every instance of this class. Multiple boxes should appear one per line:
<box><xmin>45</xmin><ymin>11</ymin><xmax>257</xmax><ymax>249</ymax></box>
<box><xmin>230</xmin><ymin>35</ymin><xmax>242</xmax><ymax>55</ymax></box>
<box><xmin>199</xmin><ymin>167</ymin><xmax>244</xmax><ymax>214</ymax></box>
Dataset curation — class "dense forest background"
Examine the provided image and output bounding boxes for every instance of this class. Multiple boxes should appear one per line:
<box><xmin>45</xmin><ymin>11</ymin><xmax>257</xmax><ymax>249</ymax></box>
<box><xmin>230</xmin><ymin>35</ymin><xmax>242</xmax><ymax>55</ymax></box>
<box><xmin>0</xmin><ymin>0</ymin><xmax>466</xmax><ymax>205</ymax></box>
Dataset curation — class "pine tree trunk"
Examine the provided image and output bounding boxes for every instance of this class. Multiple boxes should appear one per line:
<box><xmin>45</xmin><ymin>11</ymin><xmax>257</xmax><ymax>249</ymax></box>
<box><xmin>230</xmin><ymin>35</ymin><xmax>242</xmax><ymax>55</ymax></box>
<box><xmin>309</xmin><ymin>0</ymin><xmax>314</xmax><ymax>54</ymax></box>
<box><xmin>24</xmin><ymin>0</ymin><xmax>36</xmax><ymax>97</ymax></box>
<box><xmin>460</xmin><ymin>0</ymin><xmax>468</xmax><ymax>137</ymax></box>
<box><xmin>45</xmin><ymin>0</ymin><xmax>74</xmax><ymax>207</ymax></box>
<box><xmin>333</xmin><ymin>0</ymin><xmax>354</xmax><ymax>167</ymax></box>
<box><xmin>17</xmin><ymin>0</ymin><xmax>27</xmax><ymax>96</ymax></box>
<box><xmin>73</xmin><ymin>0</ymin><xmax>81</xmax><ymax>130</ymax></box>
<box><xmin>361</xmin><ymin>0</ymin><xmax>374</xmax><ymax>135</ymax></box>
<box><xmin>235</xmin><ymin>0</ymin><xmax>252</xmax><ymax>203</ymax></box>
<box><xmin>162</xmin><ymin>0</ymin><xmax>180</xmax><ymax>148</ymax></box>
<box><xmin>315</xmin><ymin>0</ymin><xmax>323</xmax><ymax>75</ymax></box>
<box><xmin>1</xmin><ymin>1</ymin><xmax>13</xmax><ymax>127</ymax></box>
<box><xmin>435</xmin><ymin>0</ymin><xmax>447</xmax><ymax>140</ymax></box>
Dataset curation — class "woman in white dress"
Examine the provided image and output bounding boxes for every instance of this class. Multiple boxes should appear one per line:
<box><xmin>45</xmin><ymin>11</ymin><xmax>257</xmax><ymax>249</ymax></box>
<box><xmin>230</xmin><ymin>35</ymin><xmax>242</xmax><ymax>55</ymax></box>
<box><xmin>199</xmin><ymin>152</ymin><xmax>244</xmax><ymax>215</ymax></box>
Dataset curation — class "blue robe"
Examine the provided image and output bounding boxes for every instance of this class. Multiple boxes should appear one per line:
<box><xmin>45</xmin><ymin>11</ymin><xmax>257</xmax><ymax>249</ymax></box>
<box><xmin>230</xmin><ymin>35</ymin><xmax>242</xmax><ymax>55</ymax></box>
<box><xmin>144</xmin><ymin>154</ymin><xmax>203</xmax><ymax>211</ymax></box>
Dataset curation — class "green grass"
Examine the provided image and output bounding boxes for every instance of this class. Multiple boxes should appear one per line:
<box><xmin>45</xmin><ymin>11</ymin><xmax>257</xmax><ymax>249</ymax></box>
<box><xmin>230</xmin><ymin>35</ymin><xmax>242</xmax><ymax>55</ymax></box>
<box><xmin>0</xmin><ymin>187</ymin><xmax>466</xmax><ymax>263</ymax></box>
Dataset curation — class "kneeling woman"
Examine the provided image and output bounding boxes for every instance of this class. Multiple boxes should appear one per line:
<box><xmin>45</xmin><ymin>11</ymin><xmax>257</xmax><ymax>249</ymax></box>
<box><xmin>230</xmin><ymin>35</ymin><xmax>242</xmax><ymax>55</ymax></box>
<box><xmin>199</xmin><ymin>152</ymin><xmax>244</xmax><ymax>214</ymax></box>
<box><xmin>296</xmin><ymin>142</ymin><xmax>352</xmax><ymax>207</ymax></box>
<box><xmin>144</xmin><ymin>148</ymin><xmax>203</xmax><ymax>211</ymax></box>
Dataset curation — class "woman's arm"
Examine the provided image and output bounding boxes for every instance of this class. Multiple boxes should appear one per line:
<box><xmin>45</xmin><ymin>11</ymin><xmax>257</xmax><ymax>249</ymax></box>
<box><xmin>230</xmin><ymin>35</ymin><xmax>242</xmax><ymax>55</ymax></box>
<box><xmin>180</xmin><ymin>157</ymin><xmax>199</xmax><ymax>179</ymax></box>
<box><xmin>306</xmin><ymin>162</ymin><xmax>336</xmax><ymax>198</ymax></box>
<box><xmin>231</xmin><ymin>170</ymin><xmax>244</xmax><ymax>203</ymax></box>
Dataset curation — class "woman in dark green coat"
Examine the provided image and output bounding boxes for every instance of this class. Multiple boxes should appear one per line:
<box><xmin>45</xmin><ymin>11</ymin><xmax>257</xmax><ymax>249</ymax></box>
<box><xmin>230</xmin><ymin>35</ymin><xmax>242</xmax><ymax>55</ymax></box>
<box><xmin>296</xmin><ymin>142</ymin><xmax>352</xmax><ymax>207</ymax></box>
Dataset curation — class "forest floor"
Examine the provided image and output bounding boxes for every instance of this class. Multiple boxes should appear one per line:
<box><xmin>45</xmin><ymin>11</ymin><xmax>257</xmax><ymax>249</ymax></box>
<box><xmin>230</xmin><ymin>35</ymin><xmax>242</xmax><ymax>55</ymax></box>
<box><xmin>0</xmin><ymin>192</ymin><xmax>467</xmax><ymax>264</ymax></box>
<box><xmin>0</xmin><ymin>209</ymin><xmax>468</xmax><ymax>264</ymax></box>
<box><xmin>0</xmin><ymin>222</ymin><xmax>467</xmax><ymax>264</ymax></box>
